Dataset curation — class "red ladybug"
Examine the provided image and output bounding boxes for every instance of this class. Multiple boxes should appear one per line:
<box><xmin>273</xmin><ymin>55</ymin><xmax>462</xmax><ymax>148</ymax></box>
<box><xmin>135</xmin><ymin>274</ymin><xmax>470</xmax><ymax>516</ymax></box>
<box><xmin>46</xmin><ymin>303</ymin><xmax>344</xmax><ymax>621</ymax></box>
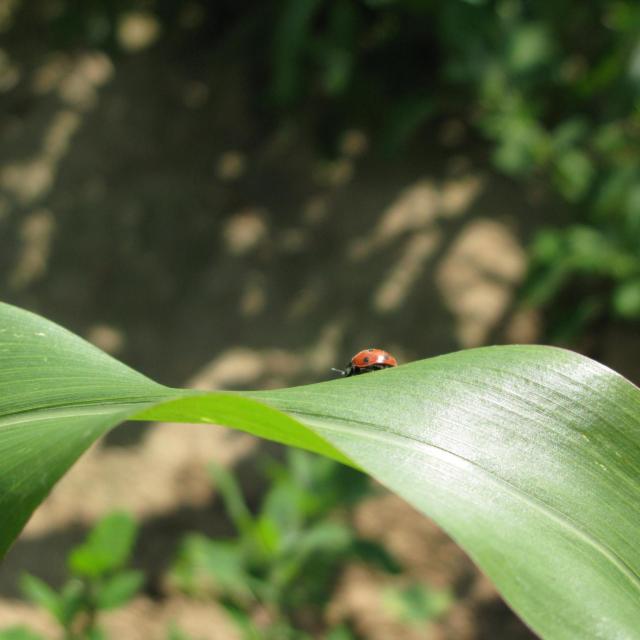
<box><xmin>332</xmin><ymin>348</ymin><xmax>398</xmax><ymax>377</ymax></box>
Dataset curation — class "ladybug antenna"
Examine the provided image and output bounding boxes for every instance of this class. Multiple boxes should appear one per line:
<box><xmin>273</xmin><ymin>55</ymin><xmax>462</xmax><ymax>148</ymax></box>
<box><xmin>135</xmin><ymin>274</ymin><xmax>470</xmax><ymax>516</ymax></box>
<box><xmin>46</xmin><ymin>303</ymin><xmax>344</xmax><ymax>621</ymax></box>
<box><xmin>331</xmin><ymin>367</ymin><xmax>346</xmax><ymax>377</ymax></box>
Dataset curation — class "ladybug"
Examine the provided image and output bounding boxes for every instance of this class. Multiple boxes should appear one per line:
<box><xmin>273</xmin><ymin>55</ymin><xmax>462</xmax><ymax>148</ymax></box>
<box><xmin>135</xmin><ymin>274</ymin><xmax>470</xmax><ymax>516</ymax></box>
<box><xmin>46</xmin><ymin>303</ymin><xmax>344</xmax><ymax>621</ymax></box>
<box><xmin>332</xmin><ymin>348</ymin><xmax>398</xmax><ymax>377</ymax></box>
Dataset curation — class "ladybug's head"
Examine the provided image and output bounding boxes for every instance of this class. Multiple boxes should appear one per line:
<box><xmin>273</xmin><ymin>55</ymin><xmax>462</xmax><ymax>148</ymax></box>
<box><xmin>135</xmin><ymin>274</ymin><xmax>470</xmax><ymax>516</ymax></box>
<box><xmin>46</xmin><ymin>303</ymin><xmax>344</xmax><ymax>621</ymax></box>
<box><xmin>331</xmin><ymin>357</ymin><xmax>360</xmax><ymax>376</ymax></box>
<box><xmin>332</xmin><ymin>360</ymin><xmax>360</xmax><ymax>377</ymax></box>
<box><xmin>331</xmin><ymin>364</ymin><xmax>354</xmax><ymax>377</ymax></box>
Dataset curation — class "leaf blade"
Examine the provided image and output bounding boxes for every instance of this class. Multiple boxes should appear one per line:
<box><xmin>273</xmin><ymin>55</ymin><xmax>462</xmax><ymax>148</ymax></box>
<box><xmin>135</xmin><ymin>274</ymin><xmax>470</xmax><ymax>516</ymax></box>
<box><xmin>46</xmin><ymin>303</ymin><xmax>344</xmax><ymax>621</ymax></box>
<box><xmin>1</xmin><ymin>302</ymin><xmax>640</xmax><ymax>638</ymax></box>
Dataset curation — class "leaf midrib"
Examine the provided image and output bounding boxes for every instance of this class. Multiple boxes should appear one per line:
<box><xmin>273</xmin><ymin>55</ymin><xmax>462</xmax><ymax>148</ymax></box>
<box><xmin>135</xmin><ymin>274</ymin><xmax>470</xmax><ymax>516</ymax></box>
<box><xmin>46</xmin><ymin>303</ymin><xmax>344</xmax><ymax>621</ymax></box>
<box><xmin>0</xmin><ymin>399</ymin><xmax>165</xmax><ymax>428</ymax></box>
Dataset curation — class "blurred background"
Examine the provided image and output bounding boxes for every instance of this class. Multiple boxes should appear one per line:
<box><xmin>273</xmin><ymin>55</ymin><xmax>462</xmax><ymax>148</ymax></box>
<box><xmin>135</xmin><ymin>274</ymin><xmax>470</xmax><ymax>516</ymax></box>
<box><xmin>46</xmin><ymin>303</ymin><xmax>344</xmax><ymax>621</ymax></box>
<box><xmin>1</xmin><ymin>0</ymin><xmax>640</xmax><ymax>638</ymax></box>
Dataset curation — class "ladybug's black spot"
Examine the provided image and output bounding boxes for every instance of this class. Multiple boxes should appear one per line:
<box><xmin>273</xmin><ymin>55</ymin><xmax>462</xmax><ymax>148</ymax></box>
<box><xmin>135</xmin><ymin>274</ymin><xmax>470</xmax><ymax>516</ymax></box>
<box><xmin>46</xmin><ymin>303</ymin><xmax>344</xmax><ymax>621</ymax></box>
<box><xmin>383</xmin><ymin>355</ymin><xmax>388</xmax><ymax>360</ymax></box>
<box><xmin>363</xmin><ymin>357</ymin><xmax>369</xmax><ymax>363</ymax></box>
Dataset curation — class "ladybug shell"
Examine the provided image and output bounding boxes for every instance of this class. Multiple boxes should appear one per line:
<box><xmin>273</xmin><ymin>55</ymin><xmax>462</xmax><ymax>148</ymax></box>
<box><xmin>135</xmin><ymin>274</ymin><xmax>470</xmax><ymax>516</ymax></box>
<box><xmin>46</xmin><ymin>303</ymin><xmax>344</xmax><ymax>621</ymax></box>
<box><xmin>348</xmin><ymin>348</ymin><xmax>397</xmax><ymax>374</ymax></box>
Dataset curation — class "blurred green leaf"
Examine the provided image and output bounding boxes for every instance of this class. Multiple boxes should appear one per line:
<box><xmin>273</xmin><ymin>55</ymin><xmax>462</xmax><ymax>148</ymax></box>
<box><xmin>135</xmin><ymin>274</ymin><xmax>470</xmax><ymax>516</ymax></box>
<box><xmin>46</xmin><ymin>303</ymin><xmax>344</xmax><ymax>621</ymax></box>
<box><xmin>384</xmin><ymin>583</ymin><xmax>453</xmax><ymax>625</ymax></box>
<box><xmin>593</xmin><ymin>168</ymin><xmax>637</xmax><ymax>218</ymax></box>
<box><xmin>553</xmin><ymin>149</ymin><xmax>594</xmax><ymax>201</ymax></box>
<box><xmin>325</xmin><ymin>625</ymin><xmax>358</xmax><ymax>640</ymax></box>
<box><xmin>383</xmin><ymin>95</ymin><xmax>435</xmax><ymax>154</ymax></box>
<box><xmin>96</xmin><ymin>570</ymin><xmax>144</xmax><ymax>610</ymax></box>
<box><xmin>270</xmin><ymin>521</ymin><xmax>353</xmax><ymax>596</ymax></box>
<box><xmin>531</xmin><ymin>228</ymin><xmax>564</xmax><ymax>263</ymax></box>
<box><xmin>259</xmin><ymin>479</ymin><xmax>304</xmax><ymax>539</ymax></box>
<box><xmin>593</xmin><ymin>123</ymin><xmax>627</xmax><ymax>154</ymax></box>
<box><xmin>317</xmin><ymin>0</ymin><xmax>357</xmax><ymax>96</ymax></box>
<box><xmin>0</xmin><ymin>628</ymin><xmax>46</xmax><ymax>640</ymax></box>
<box><xmin>522</xmin><ymin>259</ymin><xmax>570</xmax><ymax>308</ymax></box>
<box><xmin>490</xmin><ymin>112</ymin><xmax>549</xmax><ymax>175</ymax></box>
<box><xmin>253</xmin><ymin>513</ymin><xmax>282</xmax><ymax>559</ymax></box>
<box><xmin>171</xmin><ymin>534</ymin><xmax>253</xmax><ymax>602</ymax></box>
<box><xmin>549</xmin><ymin>295</ymin><xmax>604</xmax><ymax>343</ymax></box>
<box><xmin>218</xmin><ymin>600</ymin><xmax>263</xmax><ymax>639</ymax></box>
<box><xmin>166</xmin><ymin>623</ymin><xmax>201</xmax><ymax>640</ymax></box>
<box><xmin>209</xmin><ymin>463</ymin><xmax>255</xmax><ymax>540</ymax></box>
<box><xmin>86</xmin><ymin>628</ymin><xmax>107</xmax><ymax>640</ymax></box>
<box><xmin>350</xmin><ymin>539</ymin><xmax>402</xmax><ymax>574</ymax></box>
<box><xmin>292</xmin><ymin>521</ymin><xmax>352</xmax><ymax>558</ymax></box>
<box><xmin>552</xmin><ymin>118</ymin><xmax>589</xmax><ymax>152</ymax></box>
<box><xmin>565</xmin><ymin>226</ymin><xmax>637</xmax><ymax>277</ymax></box>
<box><xmin>69</xmin><ymin>512</ymin><xmax>138</xmax><ymax>578</ymax></box>
<box><xmin>57</xmin><ymin>579</ymin><xmax>86</xmax><ymax>628</ymax></box>
<box><xmin>624</xmin><ymin>184</ymin><xmax>640</xmax><ymax>234</ymax></box>
<box><xmin>506</xmin><ymin>24</ymin><xmax>553</xmax><ymax>74</ymax></box>
<box><xmin>613</xmin><ymin>279</ymin><xmax>640</xmax><ymax>318</ymax></box>
<box><xmin>271</xmin><ymin>0</ymin><xmax>323</xmax><ymax>104</ymax></box>
<box><xmin>19</xmin><ymin>574</ymin><xmax>62</xmax><ymax>623</ymax></box>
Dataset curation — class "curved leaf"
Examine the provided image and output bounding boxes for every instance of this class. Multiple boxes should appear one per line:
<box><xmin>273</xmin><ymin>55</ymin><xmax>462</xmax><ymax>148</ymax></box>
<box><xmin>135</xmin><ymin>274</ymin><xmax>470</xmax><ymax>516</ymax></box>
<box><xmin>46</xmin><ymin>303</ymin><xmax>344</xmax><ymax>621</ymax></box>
<box><xmin>1</xmin><ymin>301</ymin><xmax>639</xmax><ymax>638</ymax></box>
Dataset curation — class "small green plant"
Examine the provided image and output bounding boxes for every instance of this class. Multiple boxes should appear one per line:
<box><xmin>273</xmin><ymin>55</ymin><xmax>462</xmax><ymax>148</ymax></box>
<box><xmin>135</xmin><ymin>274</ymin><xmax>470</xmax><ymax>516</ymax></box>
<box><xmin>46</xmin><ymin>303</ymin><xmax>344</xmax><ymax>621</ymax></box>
<box><xmin>383</xmin><ymin>583</ymin><xmax>453</xmax><ymax>628</ymax></box>
<box><xmin>523</xmin><ymin>222</ymin><xmax>640</xmax><ymax>341</ymax></box>
<box><xmin>169</xmin><ymin>450</ymin><xmax>400</xmax><ymax>639</ymax></box>
<box><xmin>0</xmin><ymin>512</ymin><xmax>143</xmax><ymax>640</ymax></box>
<box><xmin>165</xmin><ymin>623</ymin><xmax>201</xmax><ymax>640</ymax></box>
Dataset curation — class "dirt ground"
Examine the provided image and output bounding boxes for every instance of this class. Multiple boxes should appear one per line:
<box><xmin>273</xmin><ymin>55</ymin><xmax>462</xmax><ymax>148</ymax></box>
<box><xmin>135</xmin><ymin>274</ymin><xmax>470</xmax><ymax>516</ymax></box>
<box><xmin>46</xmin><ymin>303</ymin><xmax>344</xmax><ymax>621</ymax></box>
<box><xmin>0</xmin><ymin>10</ymin><xmax>582</xmax><ymax>639</ymax></box>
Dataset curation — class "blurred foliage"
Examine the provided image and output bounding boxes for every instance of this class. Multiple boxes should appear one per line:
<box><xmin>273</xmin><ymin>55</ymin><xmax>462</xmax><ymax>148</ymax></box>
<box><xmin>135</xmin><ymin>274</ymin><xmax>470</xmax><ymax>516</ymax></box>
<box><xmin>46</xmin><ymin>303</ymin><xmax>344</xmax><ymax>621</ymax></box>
<box><xmin>383</xmin><ymin>583</ymin><xmax>453</xmax><ymax>627</ymax></box>
<box><xmin>267</xmin><ymin>0</ymin><xmax>640</xmax><ymax>338</ymax></box>
<box><xmin>7</xmin><ymin>0</ymin><xmax>640</xmax><ymax>337</ymax></box>
<box><xmin>165</xmin><ymin>624</ymin><xmax>202</xmax><ymax>640</ymax></box>
<box><xmin>0</xmin><ymin>513</ymin><xmax>142</xmax><ymax>640</ymax></box>
<box><xmin>0</xmin><ymin>629</ymin><xmax>45</xmax><ymax>640</ymax></box>
<box><xmin>169</xmin><ymin>450</ymin><xmax>409</xmax><ymax>639</ymax></box>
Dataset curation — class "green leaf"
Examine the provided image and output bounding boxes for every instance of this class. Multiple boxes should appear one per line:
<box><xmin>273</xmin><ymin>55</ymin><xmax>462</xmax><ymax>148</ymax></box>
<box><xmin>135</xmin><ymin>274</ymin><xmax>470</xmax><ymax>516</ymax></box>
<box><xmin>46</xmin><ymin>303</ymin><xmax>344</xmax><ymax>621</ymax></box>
<box><xmin>383</xmin><ymin>583</ymin><xmax>453</xmax><ymax>625</ymax></box>
<box><xmin>2</xmin><ymin>301</ymin><xmax>640</xmax><ymax>638</ymax></box>
<box><xmin>268</xmin><ymin>521</ymin><xmax>354</xmax><ymax>600</ymax></box>
<box><xmin>258</xmin><ymin>480</ymin><xmax>305</xmax><ymax>541</ymax></box>
<box><xmin>217</xmin><ymin>600</ymin><xmax>262</xmax><ymax>639</ymax></box>
<box><xmin>86</xmin><ymin>628</ymin><xmax>107</xmax><ymax>640</ymax></box>
<box><xmin>20</xmin><ymin>575</ymin><xmax>84</xmax><ymax>628</ymax></box>
<box><xmin>57</xmin><ymin>579</ymin><xmax>86</xmax><ymax>627</ymax></box>
<box><xmin>170</xmin><ymin>534</ymin><xmax>253</xmax><ymax>601</ymax></box>
<box><xmin>325</xmin><ymin>625</ymin><xmax>357</xmax><ymax>640</ymax></box>
<box><xmin>69</xmin><ymin>512</ymin><xmax>138</xmax><ymax>577</ymax></box>
<box><xmin>95</xmin><ymin>570</ymin><xmax>144</xmax><ymax>609</ymax></box>
<box><xmin>19</xmin><ymin>574</ymin><xmax>62</xmax><ymax>622</ymax></box>
<box><xmin>166</xmin><ymin>624</ymin><xmax>199</xmax><ymax>640</ymax></box>
<box><xmin>506</xmin><ymin>24</ymin><xmax>553</xmax><ymax>75</ymax></box>
<box><xmin>350</xmin><ymin>539</ymin><xmax>402</xmax><ymax>574</ymax></box>
<box><xmin>0</xmin><ymin>628</ymin><xmax>47</xmax><ymax>640</ymax></box>
<box><xmin>271</xmin><ymin>0</ymin><xmax>323</xmax><ymax>105</ymax></box>
<box><xmin>553</xmin><ymin>149</ymin><xmax>594</xmax><ymax>202</ymax></box>
<box><xmin>209</xmin><ymin>463</ymin><xmax>255</xmax><ymax>539</ymax></box>
<box><xmin>613</xmin><ymin>279</ymin><xmax>640</xmax><ymax>318</ymax></box>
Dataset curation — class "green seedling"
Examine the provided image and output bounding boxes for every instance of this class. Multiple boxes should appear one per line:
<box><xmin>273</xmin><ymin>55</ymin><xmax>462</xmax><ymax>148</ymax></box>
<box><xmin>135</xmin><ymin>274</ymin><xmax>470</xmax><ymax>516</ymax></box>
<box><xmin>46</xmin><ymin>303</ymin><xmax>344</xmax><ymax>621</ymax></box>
<box><xmin>383</xmin><ymin>583</ymin><xmax>453</xmax><ymax>628</ymax></box>
<box><xmin>0</xmin><ymin>512</ymin><xmax>143</xmax><ymax>640</ymax></box>
<box><xmin>170</xmin><ymin>450</ymin><xmax>399</xmax><ymax>639</ymax></box>
<box><xmin>165</xmin><ymin>623</ymin><xmax>204</xmax><ymax>640</ymax></box>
